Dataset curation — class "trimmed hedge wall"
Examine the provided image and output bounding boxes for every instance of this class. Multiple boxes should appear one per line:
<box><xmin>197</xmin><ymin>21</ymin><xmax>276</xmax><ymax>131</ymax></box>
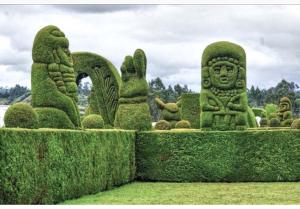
<box><xmin>0</xmin><ymin>128</ymin><xmax>135</xmax><ymax>204</ymax></box>
<box><xmin>136</xmin><ymin>130</ymin><xmax>300</xmax><ymax>182</ymax></box>
<box><xmin>180</xmin><ymin>93</ymin><xmax>200</xmax><ymax>129</ymax></box>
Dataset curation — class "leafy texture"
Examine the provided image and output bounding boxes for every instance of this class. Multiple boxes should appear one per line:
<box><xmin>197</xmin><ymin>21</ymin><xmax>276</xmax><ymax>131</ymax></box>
<box><xmin>200</xmin><ymin>41</ymin><xmax>257</xmax><ymax>130</ymax></box>
<box><xmin>31</xmin><ymin>25</ymin><xmax>81</xmax><ymax>129</ymax></box>
<box><xmin>0</xmin><ymin>128</ymin><xmax>135</xmax><ymax>204</ymax></box>
<box><xmin>277</xmin><ymin>97</ymin><xmax>293</xmax><ymax>127</ymax></box>
<box><xmin>180</xmin><ymin>93</ymin><xmax>200</xmax><ymax>128</ymax></box>
<box><xmin>82</xmin><ymin>114</ymin><xmax>104</xmax><ymax>129</ymax></box>
<box><xmin>114</xmin><ymin>49</ymin><xmax>152</xmax><ymax>131</ymax></box>
<box><xmin>72</xmin><ymin>52</ymin><xmax>121</xmax><ymax>126</ymax></box>
<box><xmin>136</xmin><ymin>130</ymin><xmax>300</xmax><ymax>182</ymax></box>
<box><xmin>4</xmin><ymin>103</ymin><xmax>38</xmax><ymax>129</ymax></box>
<box><xmin>175</xmin><ymin>120</ymin><xmax>191</xmax><ymax>129</ymax></box>
<box><xmin>155</xmin><ymin>97</ymin><xmax>182</xmax><ymax>129</ymax></box>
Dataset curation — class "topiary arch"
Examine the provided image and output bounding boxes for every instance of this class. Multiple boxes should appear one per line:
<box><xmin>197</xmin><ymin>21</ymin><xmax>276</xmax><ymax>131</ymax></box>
<box><xmin>72</xmin><ymin>52</ymin><xmax>121</xmax><ymax>126</ymax></box>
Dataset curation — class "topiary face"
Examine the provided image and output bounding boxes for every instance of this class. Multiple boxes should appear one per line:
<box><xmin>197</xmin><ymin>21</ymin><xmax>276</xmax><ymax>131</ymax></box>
<box><xmin>209</xmin><ymin>60</ymin><xmax>238</xmax><ymax>89</ymax></box>
<box><xmin>279</xmin><ymin>97</ymin><xmax>291</xmax><ymax>112</ymax></box>
<box><xmin>202</xmin><ymin>41</ymin><xmax>246</xmax><ymax>91</ymax></box>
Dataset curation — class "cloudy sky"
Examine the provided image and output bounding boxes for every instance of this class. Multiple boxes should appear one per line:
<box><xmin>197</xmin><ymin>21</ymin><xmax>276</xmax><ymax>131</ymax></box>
<box><xmin>0</xmin><ymin>5</ymin><xmax>300</xmax><ymax>92</ymax></box>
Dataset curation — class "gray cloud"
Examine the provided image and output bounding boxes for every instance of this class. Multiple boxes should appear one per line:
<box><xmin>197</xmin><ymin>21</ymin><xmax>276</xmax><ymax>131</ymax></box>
<box><xmin>52</xmin><ymin>5</ymin><xmax>155</xmax><ymax>13</ymax></box>
<box><xmin>0</xmin><ymin>5</ymin><xmax>300</xmax><ymax>92</ymax></box>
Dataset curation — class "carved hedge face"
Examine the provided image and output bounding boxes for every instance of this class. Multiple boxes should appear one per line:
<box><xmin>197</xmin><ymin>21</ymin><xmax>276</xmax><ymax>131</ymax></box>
<box><xmin>279</xmin><ymin>97</ymin><xmax>291</xmax><ymax>112</ymax></box>
<box><xmin>209</xmin><ymin>60</ymin><xmax>238</xmax><ymax>89</ymax></box>
<box><xmin>32</xmin><ymin>25</ymin><xmax>73</xmax><ymax>66</ymax></box>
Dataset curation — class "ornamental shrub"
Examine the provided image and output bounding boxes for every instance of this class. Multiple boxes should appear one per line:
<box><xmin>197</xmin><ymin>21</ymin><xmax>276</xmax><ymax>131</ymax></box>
<box><xmin>82</xmin><ymin>114</ymin><xmax>104</xmax><ymax>129</ymax></box>
<box><xmin>31</xmin><ymin>25</ymin><xmax>81</xmax><ymax>129</ymax></box>
<box><xmin>0</xmin><ymin>129</ymin><xmax>135</xmax><ymax>204</ymax></box>
<box><xmin>200</xmin><ymin>41</ymin><xmax>257</xmax><ymax>131</ymax></box>
<box><xmin>136</xmin><ymin>130</ymin><xmax>300</xmax><ymax>182</ymax></box>
<box><xmin>114</xmin><ymin>49</ymin><xmax>152</xmax><ymax>131</ymax></box>
<box><xmin>4</xmin><ymin>103</ymin><xmax>38</xmax><ymax>129</ymax></box>
<box><xmin>175</xmin><ymin>120</ymin><xmax>191</xmax><ymax>129</ymax></box>
<box><xmin>259</xmin><ymin>118</ymin><xmax>269</xmax><ymax>127</ymax></box>
<box><xmin>155</xmin><ymin>120</ymin><xmax>171</xmax><ymax>130</ymax></box>
<box><xmin>269</xmin><ymin>118</ymin><xmax>280</xmax><ymax>127</ymax></box>
<box><xmin>72</xmin><ymin>52</ymin><xmax>121</xmax><ymax>126</ymax></box>
<box><xmin>291</xmin><ymin>119</ymin><xmax>300</xmax><ymax>129</ymax></box>
<box><xmin>180</xmin><ymin>93</ymin><xmax>200</xmax><ymax>128</ymax></box>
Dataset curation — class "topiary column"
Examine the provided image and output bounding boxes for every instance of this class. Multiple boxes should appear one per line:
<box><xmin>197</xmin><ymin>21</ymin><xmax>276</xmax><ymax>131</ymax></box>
<box><xmin>114</xmin><ymin>49</ymin><xmax>152</xmax><ymax>131</ymax></box>
<box><xmin>31</xmin><ymin>25</ymin><xmax>81</xmax><ymax>129</ymax></box>
<box><xmin>200</xmin><ymin>41</ymin><xmax>257</xmax><ymax>131</ymax></box>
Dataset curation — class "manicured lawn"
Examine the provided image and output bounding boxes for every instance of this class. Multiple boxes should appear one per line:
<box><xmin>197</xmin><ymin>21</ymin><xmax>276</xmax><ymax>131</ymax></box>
<box><xmin>61</xmin><ymin>181</ymin><xmax>300</xmax><ymax>205</ymax></box>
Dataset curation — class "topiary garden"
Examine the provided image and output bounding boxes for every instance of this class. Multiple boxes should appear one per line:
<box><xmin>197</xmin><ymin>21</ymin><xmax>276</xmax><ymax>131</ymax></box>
<box><xmin>1</xmin><ymin>25</ymin><xmax>300</xmax><ymax>204</ymax></box>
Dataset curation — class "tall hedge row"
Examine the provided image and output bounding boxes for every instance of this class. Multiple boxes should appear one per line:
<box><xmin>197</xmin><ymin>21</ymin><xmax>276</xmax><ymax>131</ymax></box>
<box><xmin>136</xmin><ymin>130</ymin><xmax>300</xmax><ymax>182</ymax></box>
<box><xmin>0</xmin><ymin>128</ymin><xmax>135</xmax><ymax>204</ymax></box>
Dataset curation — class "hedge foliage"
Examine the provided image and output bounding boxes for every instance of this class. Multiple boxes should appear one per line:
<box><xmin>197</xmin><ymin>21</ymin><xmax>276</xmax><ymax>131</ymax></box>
<box><xmin>0</xmin><ymin>128</ymin><xmax>135</xmax><ymax>204</ymax></box>
<box><xmin>180</xmin><ymin>93</ymin><xmax>200</xmax><ymax>129</ymax></box>
<box><xmin>72</xmin><ymin>52</ymin><xmax>121</xmax><ymax>126</ymax></box>
<box><xmin>136</xmin><ymin>130</ymin><xmax>300</xmax><ymax>182</ymax></box>
<box><xmin>114</xmin><ymin>49</ymin><xmax>152</xmax><ymax>131</ymax></box>
<box><xmin>4</xmin><ymin>103</ymin><xmax>38</xmax><ymax>129</ymax></box>
<box><xmin>82</xmin><ymin>114</ymin><xmax>104</xmax><ymax>129</ymax></box>
<box><xmin>31</xmin><ymin>25</ymin><xmax>81</xmax><ymax>129</ymax></box>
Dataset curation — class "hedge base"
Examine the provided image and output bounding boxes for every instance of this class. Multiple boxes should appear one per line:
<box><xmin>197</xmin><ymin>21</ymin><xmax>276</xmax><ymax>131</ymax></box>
<box><xmin>0</xmin><ymin>128</ymin><xmax>135</xmax><ymax>204</ymax></box>
<box><xmin>136</xmin><ymin>129</ymin><xmax>300</xmax><ymax>182</ymax></box>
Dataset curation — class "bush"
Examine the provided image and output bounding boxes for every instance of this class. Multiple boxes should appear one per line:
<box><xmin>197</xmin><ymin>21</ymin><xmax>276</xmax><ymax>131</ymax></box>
<box><xmin>175</xmin><ymin>120</ymin><xmax>191</xmax><ymax>129</ymax></box>
<box><xmin>31</xmin><ymin>25</ymin><xmax>81</xmax><ymax>129</ymax></box>
<box><xmin>180</xmin><ymin>93</ymin><xmax>200</xmax><ymax>129</ymax></box>
<box><xmin>265</xmin><ymin>104</ymin><xmax>278</xmax><ymax>119</ymax></box>
<box><xmin>259</xmin><ymin>118</ymin><xmax>269</xmax><ymax>127</ymax></box>
<box><xmin>155</xmin><ymin>120</ymin><xmax>171</xmax><ymax>130</ymax></box>
<box><xmin>72</xmin><ymin>52</ymin><xmax>121</xmax><ymax>126</ymax></box>
<box><xmin>136</xmin><ymin>130</ymin><xmax>300</xmax><ymax>182</ymax></box>
<box><xmin>291</xmin><ymin>119</ymin><xmax>300</xmax><ymax>129</ymax></box>
<box><xmin>269</xmin><ymin>118</ymin><xmax>280</xmax><ymax>127</ymax></box>
<box><xmin>0</xmin><ymin>128</ymin><xmax>135</xmax><ymax>204</ymax></box>
<box><xmin>82</xmin><ymin>114</ymin><xmax>104</xmax><ymax>129</ymax></box>
<box><xmin>4</xmin><ymin>103</ymin><xmax>38</xmax><ymax>129</ymax></box>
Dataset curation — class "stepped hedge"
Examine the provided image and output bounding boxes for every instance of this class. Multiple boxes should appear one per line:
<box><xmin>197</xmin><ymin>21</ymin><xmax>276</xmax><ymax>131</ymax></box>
<box><xmin>0</xmin><ymin>128</ymin><xmax>135</xmax><ymax>204</ymax></box>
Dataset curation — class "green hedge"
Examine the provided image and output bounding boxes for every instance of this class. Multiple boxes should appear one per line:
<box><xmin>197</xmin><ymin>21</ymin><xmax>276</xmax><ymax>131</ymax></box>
<box><xmin>0</xmin><ymin>128</ymin><xmax>135</xmax><ymax>204</ymax></box>
<box><xmin>180</xmin><ymin>93</ymin><xmax>200</xmax><ymax>129</ymax></box>
<box><xmin>136</xmin><ymin>130</ymin><xmax>300</xmax><ymax>182</ymax></box>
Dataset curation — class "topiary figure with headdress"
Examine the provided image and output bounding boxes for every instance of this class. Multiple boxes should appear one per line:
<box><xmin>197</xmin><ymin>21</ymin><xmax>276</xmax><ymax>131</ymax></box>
<box><xmin>200</xmin><ymin>41</ymin><xmax>257</xmax><ymax>131</ymax></box>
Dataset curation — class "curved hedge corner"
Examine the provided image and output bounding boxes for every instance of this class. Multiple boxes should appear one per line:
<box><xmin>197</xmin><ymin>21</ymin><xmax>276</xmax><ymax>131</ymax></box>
<box><xmin>0</xmin><ymin>129</ymin><xmax>135</xmax><ymax>204</ymax></box>
<box><xmin>136</xmin><ymin>130</ymin><xmax>300</xmax><ymax>182</ymax></box>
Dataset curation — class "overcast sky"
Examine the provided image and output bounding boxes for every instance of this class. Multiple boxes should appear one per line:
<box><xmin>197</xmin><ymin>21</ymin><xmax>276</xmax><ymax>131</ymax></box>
<box><xmin>0</xmin><ymin>5</ymin><xmax>300</xmax><ymax>92</ymax></box>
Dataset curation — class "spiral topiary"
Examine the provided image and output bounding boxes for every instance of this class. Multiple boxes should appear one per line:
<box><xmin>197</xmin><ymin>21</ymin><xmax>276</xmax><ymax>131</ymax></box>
<box><xmin>82</xmin><ymin>114</ymin><xmax>104</xmax><ymax>129</ymax></box>
<box><xmin>155</xmin><ymin>120</ymin><xmax>171</xmax><ymax>130</ymax></box>
<box><xmin>269</xmin><ymin>118</ymin><xmax>280</xmax><ymax>127</ymax></box>
<box><xmin>4</xmin><ymin>102</ymin><xmax>38</xmax><ymax>129</ymax></box>
<box><xmin>175</xmin><ymin>120</ymin><xmax>191</xmax><ymax>129</ymax></box>
<box><xmin>291</xmin><ymin>119</ymin><xmax>300</xmax><ymax>129</ymax></box>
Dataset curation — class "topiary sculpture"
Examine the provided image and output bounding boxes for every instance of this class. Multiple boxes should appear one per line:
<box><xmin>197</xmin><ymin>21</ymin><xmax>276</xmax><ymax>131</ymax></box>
<box><xmin>4</xmin><ymin>102</ymin><xmax>38</xmax><ymax>129</ymax></box>
<box><xmin>277</xmin><ymin>97</ymin><xmax>293</xmax><ymax>127</ymax></box>
<box><xmin>269</xmin><ymin>118</ymin><xmax>280</xmax><ymax>127</ymax></box>
<box><xmin>200</xmin><ymin>41</ymin><xmax>257</xmax><ymax>131</ymax></box>
<box><xmin>260</xmin><ymin>118</ymin><xmax>269</xmax><ymax>127</ymax></box>
<box><xmin>31</xmin><ymin>25</ymin><xmax>81</xmax><ymax>129</ymax></box>
<box><xmin>175</xmin><ymin>120</ymin><xmax>191</xmax><ymax>129</ymax></box>
<box><xmin>154</xmin><ymin>120</ymin><xmax>171</xmax><ymax>130</ymax></box>
<box><xmin>82</xmin><ymin>114</ymin><xmax>104</xmax><ymax>129</ymax></box>
<box><xmin>291</xmin><ymin>118</ymin><xmax>300</xmax><ymax>129</ymax></box>
<box><xmin>72</xmin><ymin>52</ymin><xmax>121</xmax><ymax>127</ymax></box>
<box><xmin>114</xmin><ymin>49</ymin><xmax>152</xmax><ymax>131</ymax></box>
<box><xmin>155</xmin><ymin>97</ymin><xmax>182</xmax><ymax>129</ymax></box>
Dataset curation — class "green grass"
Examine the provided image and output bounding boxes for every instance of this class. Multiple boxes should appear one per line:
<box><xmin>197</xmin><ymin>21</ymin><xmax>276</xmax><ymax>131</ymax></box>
<box><xmin>61</xmin><ymin>182</ymin><xmax>300</xmax><ymax>205</ymax></box>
